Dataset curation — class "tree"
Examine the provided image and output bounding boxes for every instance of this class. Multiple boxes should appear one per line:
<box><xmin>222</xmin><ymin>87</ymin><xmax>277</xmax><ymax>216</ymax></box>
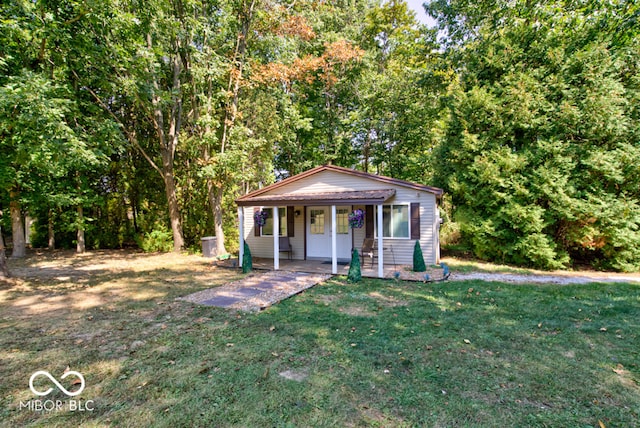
<box><xmin>78</xmin><ymin>0</ymin><xmax>196</xmax><ymax>252</ymax></box>
<box><xmin>413</xmin><ymin>240</ymin><xmax>426</xmax><ymax>272</ymax></box>
<box><xmin>430</xmin><ymin>0</ymin><xmax>640</xmax><ymax>270</ymax></box>
<box><xmin>0</xmin><ymin>73</ymin><xmax>86</xmax><ymax>257</ymax></box>
<box><xmin>347</xmin><ymin>248</ymin><xmax>362</xmax><ymax>282</ymax></box>
<box><xmin>0</xmin><ymin>225</ymin><xmax>8</xmax><ymax>278</ymax></box>
<box><xmin>242</xmin><ymin>242</ymin><xmax>253</xmax><ymax>273</ymax></box>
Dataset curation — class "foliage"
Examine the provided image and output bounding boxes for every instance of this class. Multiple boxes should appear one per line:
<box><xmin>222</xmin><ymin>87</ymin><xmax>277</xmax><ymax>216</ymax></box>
<box><xmin>413</xmin><ymin>240</ymin><xmax>426</xmax><ymax>272</ymax></box>
<box><xmin>430</xmin><ymin>0</ymin><xmax>640</xmax><ymax>271</ymax></box>
<box><xmin>135</xmin><ymin>229</ymin><xmax>174</xmax><ymax>253</ymax></box>
<box><xmin>1</xmin><ymin>0</ymin><xmax>639</xmax><ymax>272</ymax></box>
<box><xmin>242</xmin><ymin>242</ymin><xmax>253</xmax><ymax>273</ymax></box>
<box><xmin>347</xmin><ymin>248</ymin><xmax>362</xmax><ymax>282</ymax></box>
<box><xmin>254</xmin><ymin>210</ymin><xmax>269</xmax><ymax>227</ymax></box>
<box><xmin>348</xmin><ymin>209</ymin><xmax>365</xmax><ymax>229</ymax></box>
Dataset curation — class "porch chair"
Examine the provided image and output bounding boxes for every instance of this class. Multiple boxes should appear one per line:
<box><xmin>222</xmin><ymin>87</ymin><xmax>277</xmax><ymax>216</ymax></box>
<box><xmin>279</xmin><ymin>236</ymin><xmax>293</xmax><ymax>260</ymax></box>
<box><xmin>360</xmin><ymin>238</ymin><xmax>377</xmax><ymax>267</ymax></box>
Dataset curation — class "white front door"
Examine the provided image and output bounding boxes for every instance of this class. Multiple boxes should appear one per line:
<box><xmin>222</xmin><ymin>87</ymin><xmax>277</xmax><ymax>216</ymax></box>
<box><xmin>307</xmin><ymin>206</ymin><xmax>352</xmax><ymax>261</ymax></box>
<box><xmin>335</xmin><ymin>207</ymin><xmax>352</xmax><ymax>260</ymax></box>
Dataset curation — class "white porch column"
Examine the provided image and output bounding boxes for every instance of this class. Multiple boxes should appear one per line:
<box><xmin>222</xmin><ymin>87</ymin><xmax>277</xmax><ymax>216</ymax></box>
<box><xmin>377</xmin><ymin>204</ymin><xmax>384</xmax><ymax>278</ymax></box>
<box><xmin>331</xmin><ymin>205</ymin><xmax>337</xmax><ymax>274</ymax></box>
<box><xmin>273</xmin><ymin>206</ymin><xmax>280</xmax><ymax>270</ymax></box>
<box><xmin>238</xmin><ymin>206</ymin><xmax>244</xmax><ymax>266</ymax></box>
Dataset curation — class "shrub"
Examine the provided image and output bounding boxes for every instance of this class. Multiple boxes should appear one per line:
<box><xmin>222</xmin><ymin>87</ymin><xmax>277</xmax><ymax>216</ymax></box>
<box><xmin>347</xmin><ymin>248</ymin><xmax>361</xmax><ymax>282</ymax></box>
<box><xmin>413</xmin><ymin>240</ymin><xmax>426</xmax><ymax>272</ymax></box>
<box><xmin>242</xmin><ymin>242</ymin><xmax>253</xmax><ymax>273</ymax></box>
<box><xmin>136</xmin><ymin>229</ymin><xmax>174</xmax><ymax>253</ymax></box>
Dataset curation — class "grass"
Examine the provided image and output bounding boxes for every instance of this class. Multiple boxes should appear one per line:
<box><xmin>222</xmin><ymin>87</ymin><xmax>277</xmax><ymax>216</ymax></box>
<box><xmin>1</xmin><ymin>251</ymin><xmax>639</xmax><ymax>427</ymax></box>
<box><xmin>440</xmin><ymin>256</ymin><xmax>538</xmax><ymax>275</ymax></box>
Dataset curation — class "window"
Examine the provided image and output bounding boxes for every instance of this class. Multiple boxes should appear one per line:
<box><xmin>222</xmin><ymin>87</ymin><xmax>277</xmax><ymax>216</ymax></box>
<box><xmin>262</xmin><ymin>207</ymin><xmax>287</xmax><ymax>236</ymax></box>
<box><xmin>336</xmin><ymin>209</ymin><xmax>349</xmax><ymax>234</ymax></box>
<box><xmin>310</xmin><ymin>209</ymin><xmax>325</xmax><ymax>234</ymax></box>
<box><xmin>378</xmin><ymin>204</ymin><xmax>409</xmax><ymax>238</ymax></box>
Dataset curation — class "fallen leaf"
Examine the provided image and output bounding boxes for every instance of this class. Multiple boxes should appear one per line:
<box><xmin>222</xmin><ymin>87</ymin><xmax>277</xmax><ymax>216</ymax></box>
<box><xmin>463</xmin><ymin>339</ymin><xmax>471</xmax><ymax>344</ymax></box>
<box><xmin>599</xmin><ymin>421</ymin><xmax>606</xmax><ymax>428</ymax></box>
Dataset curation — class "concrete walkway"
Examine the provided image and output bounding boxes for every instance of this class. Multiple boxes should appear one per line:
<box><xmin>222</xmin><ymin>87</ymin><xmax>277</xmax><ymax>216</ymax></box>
<box><xmin>178</xmin><ymin>271</ymin><xmax>332</xmax><ymax>312</ymax></box>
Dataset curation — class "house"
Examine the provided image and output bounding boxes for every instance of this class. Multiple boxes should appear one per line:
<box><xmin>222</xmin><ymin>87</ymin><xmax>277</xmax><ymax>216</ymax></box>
<box><xmin>235</xmin><ymin>165</ymin><xmax>444</xmax><ymax>278</ymax></box>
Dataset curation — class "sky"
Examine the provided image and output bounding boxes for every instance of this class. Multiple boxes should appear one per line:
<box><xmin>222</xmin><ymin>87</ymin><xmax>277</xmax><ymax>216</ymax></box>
<box><xmin>404</xmin><ymin>0</ymin><xmax>437</xmax><ymax>27</ymax></box>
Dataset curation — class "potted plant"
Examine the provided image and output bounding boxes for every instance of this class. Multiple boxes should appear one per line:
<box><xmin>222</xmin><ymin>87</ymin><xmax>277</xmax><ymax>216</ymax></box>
<box><xmin>348</xmin><ymin>209</ymin><xmax>365</xmax><ymax>229</ymax></box>
<box><xmin>254</xmin><ymin>210</ymin><xmax>269</xmax><ymax>227</ymax></box>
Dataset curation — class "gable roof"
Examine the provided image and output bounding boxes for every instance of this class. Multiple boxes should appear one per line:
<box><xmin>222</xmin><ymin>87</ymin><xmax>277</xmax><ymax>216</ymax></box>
<box><xmin>236</xmin><ymin>165</ymin><xmax>443</xmax><ymax>206</ymax></box>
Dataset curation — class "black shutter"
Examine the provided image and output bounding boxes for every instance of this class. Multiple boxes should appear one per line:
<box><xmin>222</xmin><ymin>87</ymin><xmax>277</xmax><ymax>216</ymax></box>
<box><xmin>254</xmin><ymin>207</ymin><xmax>260</xmax><ymax>237</ymax></box>
<box><xmin>410</xmin><ymin>203</ymin><xmax>420</xmax><ymax>240</ymax></box>
<box><xmin>365</xmin><ymin>205</ymin><xmax>374</xmax><ymax>238</ymax></box>
<box><xmin>287</xmin><ymin>206</ymin><xmax>295</xmax><ymax>237</ymax></box>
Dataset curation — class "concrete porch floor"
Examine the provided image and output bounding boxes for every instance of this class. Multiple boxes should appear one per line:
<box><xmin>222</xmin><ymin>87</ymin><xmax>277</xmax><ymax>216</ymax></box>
<box><xmin>250</xmin><ymin>257</ymin><xmax>404</xmax><ymax>278</ymax></box>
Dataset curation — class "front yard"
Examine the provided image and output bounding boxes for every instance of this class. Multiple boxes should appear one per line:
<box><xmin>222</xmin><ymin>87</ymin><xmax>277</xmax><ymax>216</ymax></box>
<box><xmin>1</xmin><ymin>251</ymin><xmax>639</xmax><ymax>427</ymax></box>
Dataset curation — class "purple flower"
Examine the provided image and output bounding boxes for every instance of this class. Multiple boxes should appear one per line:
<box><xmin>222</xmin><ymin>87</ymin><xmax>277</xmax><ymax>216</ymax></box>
<box><xmin>348</xmin><ymin>209</ymin><xmax>365</xmax><ymax>229</ymax></box>
<box><xmin>254</xmin><ymin>210</ymin><xmax>269</xmax><ymax>227</ymax></box>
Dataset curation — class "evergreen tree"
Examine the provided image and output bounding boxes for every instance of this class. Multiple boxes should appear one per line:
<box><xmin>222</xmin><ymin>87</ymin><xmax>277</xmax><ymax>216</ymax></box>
<box><xmin>242</xmin><ymin>242</ymin><xmax>253</xmax><ymax>274</ymax></box>
<box><xmin>430</xmin><ymin>0</ymin><xmax>640</xmax><ymax>271</ymax></box>
<box><xmin>347</xmin><ymin>248</ymin><xmax>362</xmax><ymax>283</ymax></box>
<box><xmin>413</xmin><ymin>240</ymin><xmax>426</xmax><ymax>272</ymax></box>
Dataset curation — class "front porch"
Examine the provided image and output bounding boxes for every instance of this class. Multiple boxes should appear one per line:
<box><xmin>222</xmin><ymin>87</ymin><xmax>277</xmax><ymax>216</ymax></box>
<box><xmin>248</xmin><ymin>257</ymin><xmax>409</xmax><ymax>279</ymax></box>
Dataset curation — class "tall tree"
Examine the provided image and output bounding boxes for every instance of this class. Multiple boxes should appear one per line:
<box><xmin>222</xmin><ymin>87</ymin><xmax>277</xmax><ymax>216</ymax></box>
<box><xmin>429</xmin><ymin>0</ymin><xmax>640</xmax><ymax>270</ymax></box>
<box><xmin>0</xmin><ymin>73</ymin><xmax>86</xmax><ymax>257</ymax></box>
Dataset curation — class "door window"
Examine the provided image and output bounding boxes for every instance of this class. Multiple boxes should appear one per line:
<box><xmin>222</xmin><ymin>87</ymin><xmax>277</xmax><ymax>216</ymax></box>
<box><xmin>310</xmin><ymin>209</ymin><xmax>325</xmax><ymax>234</ymax></box>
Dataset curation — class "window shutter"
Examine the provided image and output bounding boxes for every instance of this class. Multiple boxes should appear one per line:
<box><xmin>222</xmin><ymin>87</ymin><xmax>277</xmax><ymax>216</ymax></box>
<box><xmin>365</xmin><ymin>205</ymin><xmax>374</xmax><ymax>238</ymax></box>
<box><xmin>287</xmin><ymin>206</ymin><xmax>295</xmax><ymax>237</ymax></box>
<box><xmin>254</xmin><ymin>207</ymin><xmax>260</xmax><ymax>237</ymax></box>
<box><xmin>410</xmin><ymin>203</ymin><xmax>420</xmax><ymax>240</ymax></box>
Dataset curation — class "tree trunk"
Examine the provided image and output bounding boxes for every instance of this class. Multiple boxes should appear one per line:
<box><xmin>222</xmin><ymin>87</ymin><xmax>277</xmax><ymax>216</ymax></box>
<box><xmin>213</xmin><ymin>187</ymin><xmax>227</xmax><ymax>255</ymax></box>
<box><xmin>204</xmin><ymin>1</ymin><xmax>255</xmax><ymax>258</ymax></box>
<box><xmin>206</xmin><ymin>180</ymin><xmax>227</xmax><ymax>255</ymax></box>
<box><xmin>76</xmin><ymin>205</ymin><xmax>85</xmax><ymax>253</ymax></box>
<box><xmin>148</xmin><ymin>33</ymin><xmax>185</xmax><ymax>253</ymax></box>
<box><xmin>0</xmin><ymin>227</ymin><xmax>9</xmax><ymax>278</ymax></box>
<box><xmin>48</xmin><ymin>209</ymin><xmax>55</xmax><ymax>250</ymax></box>
<box><xmin>9</xmin><ymin>189</ymin><xmax>26</xmax><ymax>258</ymax></box>
<box><xmin>163</xmin><ymin>155</ymin><xmax>185</xmax><ymax>252</ymax></box>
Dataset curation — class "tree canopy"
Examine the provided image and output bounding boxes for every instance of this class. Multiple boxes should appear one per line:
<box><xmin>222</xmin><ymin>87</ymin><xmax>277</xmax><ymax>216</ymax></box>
<box><xmin>1</xmin><ymin>0</ymin><xmax>638</xmax><ymax>271</ymax></box>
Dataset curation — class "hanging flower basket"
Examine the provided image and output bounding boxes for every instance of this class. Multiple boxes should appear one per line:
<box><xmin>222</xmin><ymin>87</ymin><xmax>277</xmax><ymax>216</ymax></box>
<box><xmin>254</xmin><ymin>210</ymin><xmax>269</xmax><ymax>227</ymax></box>
<box><xmin>348</xmin><ymin>209</ymin><xmax>365</xmax><ymax>229</ymax></box>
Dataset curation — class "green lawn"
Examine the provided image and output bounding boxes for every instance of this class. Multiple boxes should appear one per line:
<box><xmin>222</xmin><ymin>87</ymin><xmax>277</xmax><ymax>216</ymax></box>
<box><xmin>1</xmin><ymin>254</ymin><xmax>639</xmax><ymax>427</ymax></box>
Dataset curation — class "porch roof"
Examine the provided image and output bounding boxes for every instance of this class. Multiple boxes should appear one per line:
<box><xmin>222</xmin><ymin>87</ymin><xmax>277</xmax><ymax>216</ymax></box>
<box><xmin>236</xmin><ymin>189</ymin><xmax>396</xmax><ymax>207</ymax></box>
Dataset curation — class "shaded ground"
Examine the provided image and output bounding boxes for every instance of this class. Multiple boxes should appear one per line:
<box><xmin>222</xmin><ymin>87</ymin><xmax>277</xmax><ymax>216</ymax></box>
<box><xmin>1</xmin><ymin>250</ymin><xmax>638</xmax><ymax>427</ymax></box>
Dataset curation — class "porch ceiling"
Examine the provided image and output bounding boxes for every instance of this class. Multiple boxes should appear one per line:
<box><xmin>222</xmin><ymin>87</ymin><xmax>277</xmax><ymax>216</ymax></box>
<box><xmin>236</xmin><ymin>189</ymin><xmax>396</xmax><ymax>206</ymax></box>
